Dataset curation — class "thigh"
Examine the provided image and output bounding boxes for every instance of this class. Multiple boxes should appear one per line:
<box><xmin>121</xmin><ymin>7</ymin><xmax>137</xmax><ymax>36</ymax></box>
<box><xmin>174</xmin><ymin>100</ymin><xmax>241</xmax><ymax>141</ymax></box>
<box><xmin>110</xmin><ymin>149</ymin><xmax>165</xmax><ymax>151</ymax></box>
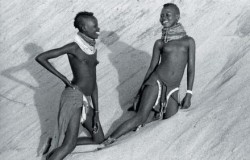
<box><xmin>82</xmin><ymin>108</ymin><xmax>104</xmax><ymax>141</ymax></box>
<box><xmin>61</xmin><ymin>107</ymin><xmax>82</xmax><ymax>147</ymax></box>
<box><xmin>137</xmin><ymin>85</ymin><xmax>159</xmax><ymax>119</ymax></box>
<box><xmin>163</xmin><ymin>91</ymin><xmax>179</xmax><ymax>119</ymax></box>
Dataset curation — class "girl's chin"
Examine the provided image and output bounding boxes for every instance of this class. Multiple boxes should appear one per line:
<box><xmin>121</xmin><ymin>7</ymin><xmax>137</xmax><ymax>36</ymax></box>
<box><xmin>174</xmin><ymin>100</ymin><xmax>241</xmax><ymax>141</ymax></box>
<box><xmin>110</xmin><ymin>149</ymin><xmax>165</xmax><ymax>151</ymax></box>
<box><xmin>90</xmin><ymin>35</ymin><xmax>98</xmax><ymax>39</ymax></box>
<box><xmin>162</xmin><ymin>24</ymin><xmax>170</xmax><ymax>28</ymax></box>
<box><xmin>162</xmin><ymin>23</ymin><xmax>175</xmax><ymax>28</ymax></box>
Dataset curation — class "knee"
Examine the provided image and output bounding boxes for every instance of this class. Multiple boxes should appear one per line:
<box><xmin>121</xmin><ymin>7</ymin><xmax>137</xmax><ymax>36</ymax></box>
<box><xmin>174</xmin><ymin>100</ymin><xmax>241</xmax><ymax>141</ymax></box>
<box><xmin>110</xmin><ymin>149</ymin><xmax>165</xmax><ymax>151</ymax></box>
<box><xmin>163</xmin><ymin>110</ymin><xmax>178</xmax><ymax>119</ymax></box>
<box><xmin>93</xmin><ymin>133</ymin><xmax>105</xmax><ymax>144</ymax></box>
<box><xmin>134</xmin><ymin>114</ymin><xmax>147</xmax><ymax>125</ymax></box>
<box><xmin>63</xmin><ymin>141</ymin><xmax>77</xmax><ymax>153</ymax></box>
<box><xmin>94</xmin><ymin>138</ymin><xmax>104</xmax><ymax>144</ymax></box>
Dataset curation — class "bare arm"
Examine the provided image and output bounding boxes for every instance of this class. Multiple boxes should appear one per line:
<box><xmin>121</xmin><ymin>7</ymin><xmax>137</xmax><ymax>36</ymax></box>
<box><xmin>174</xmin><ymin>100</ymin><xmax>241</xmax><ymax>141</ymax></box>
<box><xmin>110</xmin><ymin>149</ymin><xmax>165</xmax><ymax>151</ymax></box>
<box><xmin>187</xmin><ymin>37</ymin><xmax>195</xmax><ymax>92</ymax></box>
<box><xmin>142</xmin><ymin>39</ymin><xmax>162</xmax><ymax>83</ymax></box>
<box><xmin>135</xmin><ymin>39</ymin><xmax>162</xmax><ymax>97</ymax></box>
<box><xmin>35</xmin><ymin>42</ymin><xmax>76</xmax><ymax>86</ymax></box>
<box><xmin>181</xmin><ymin>37</ymin><xmax>195</xmax><ymax>109</ymax></box>
<box><xmin>91</xmin><ymin>82</ymin><xmax>100</xmax><ymax>132</ymax></box>
<box><xmin>91</xmin><ymin>82</ymin><xmax>98</xmax><ymax>112</ymax></box>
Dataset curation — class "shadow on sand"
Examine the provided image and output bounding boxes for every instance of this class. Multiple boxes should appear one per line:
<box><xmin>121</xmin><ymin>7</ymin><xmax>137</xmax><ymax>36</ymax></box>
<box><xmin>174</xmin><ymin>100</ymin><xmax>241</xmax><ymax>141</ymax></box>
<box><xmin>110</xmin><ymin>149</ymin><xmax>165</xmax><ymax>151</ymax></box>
<box><xmin>1</xmin><ymin>43</ymin><xmax>62</xmax><ymax>156</ymax></box>
<box><xmin>99</xmin><ymin>31</ymin><xmax>151</xmax><ymax>136</ymax></box>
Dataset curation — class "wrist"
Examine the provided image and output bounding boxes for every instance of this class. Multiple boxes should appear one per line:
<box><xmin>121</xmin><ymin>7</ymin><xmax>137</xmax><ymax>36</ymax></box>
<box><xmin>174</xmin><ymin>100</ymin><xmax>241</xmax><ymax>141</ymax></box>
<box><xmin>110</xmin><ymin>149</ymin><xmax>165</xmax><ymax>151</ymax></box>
<box><xmin>186</xmin><ymin>90</ymin><xmax>193</xmax><ymax>95</ymax></box>
<box><xmin>186</xmin><ymin>94</ymin><xmax>192</xmax><ymax>98</ymax></box>
<box><xmin>63</xmin><ymin>77</ymin><xmax>70</xmax><ymax>85</ymax></box>
<box><xmin>186</xmin><ymin>90</ymin><xmax>192</xmax><ymax>99</ymax></box>
<box><xmin>94</xmin><ymin>110</ymin><xmax>99</xmax><ymax>113</ymax></box>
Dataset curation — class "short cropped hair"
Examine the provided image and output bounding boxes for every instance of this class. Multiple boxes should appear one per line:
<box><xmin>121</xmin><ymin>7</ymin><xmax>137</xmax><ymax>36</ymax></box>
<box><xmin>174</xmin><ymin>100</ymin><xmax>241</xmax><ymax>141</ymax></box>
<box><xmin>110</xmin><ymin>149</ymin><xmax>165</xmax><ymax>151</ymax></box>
<box><xmin>163</xmin><ymin>3</ymin><xmax>180</xmax><ymax>15</ymax></box>
<box><xmin>74</xmin><ymin>11</ymin><xmax>94</xmax><ymax>31</ymax></box>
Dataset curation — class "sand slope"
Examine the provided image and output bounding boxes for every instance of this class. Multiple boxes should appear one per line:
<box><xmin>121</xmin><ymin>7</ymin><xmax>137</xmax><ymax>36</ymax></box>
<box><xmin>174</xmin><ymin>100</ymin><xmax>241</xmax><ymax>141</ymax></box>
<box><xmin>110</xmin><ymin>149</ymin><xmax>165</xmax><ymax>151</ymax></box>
<box><xmin>1</xmin><ymin>0</ymin><xmax>250</xmax><ymax>159</ymax></box>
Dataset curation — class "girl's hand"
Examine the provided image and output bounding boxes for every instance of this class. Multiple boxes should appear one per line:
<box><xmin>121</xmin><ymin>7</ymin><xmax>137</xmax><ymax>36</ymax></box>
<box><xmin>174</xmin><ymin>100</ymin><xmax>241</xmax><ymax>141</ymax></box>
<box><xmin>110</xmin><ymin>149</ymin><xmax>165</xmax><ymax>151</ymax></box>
<box><xmin>93</xmin><ymin>111</ymin><xmax>99</xmax><ymax>134</ymax></box>
<box><xmin>64</xmin><ymin>78</ymin><xmax>76</xmax><ymax>89</ymax></box>
<box><xmin>135</xmin><ymin>83</ymin><xmax>145</xmax><ymax>98</ymax></box>
<box><xmin>181</xmin><ymin>94</ymin><xmax>192</xmax><ymax>109</ymax></box>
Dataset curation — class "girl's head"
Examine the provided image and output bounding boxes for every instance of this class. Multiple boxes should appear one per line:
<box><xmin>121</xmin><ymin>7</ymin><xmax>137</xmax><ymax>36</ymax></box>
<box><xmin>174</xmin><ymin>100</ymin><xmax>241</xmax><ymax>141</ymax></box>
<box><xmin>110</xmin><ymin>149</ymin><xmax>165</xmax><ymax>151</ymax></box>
<box><xmin>74</xmin><ymin>12</ymin><xmax>100</xmax><ymax>39</ymax></box>
<box><xmin>160</xmin><ymin>3</ymin><xmax>180</xmax><ymax>28</ymax></box>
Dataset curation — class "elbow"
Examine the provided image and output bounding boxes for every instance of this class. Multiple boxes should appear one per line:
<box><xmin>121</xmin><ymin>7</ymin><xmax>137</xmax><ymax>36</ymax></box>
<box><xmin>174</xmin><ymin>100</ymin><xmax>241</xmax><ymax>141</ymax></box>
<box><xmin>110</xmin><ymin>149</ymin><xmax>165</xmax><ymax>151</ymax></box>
<box><xmin>35</xmin><ymin>55</ymin><xmax>41</xmax><ymax>63</ymax></box>
<box><xmin>35</xmin><ymin>54</ymin><xmax>46</xmax><ymax>64</ymax></box>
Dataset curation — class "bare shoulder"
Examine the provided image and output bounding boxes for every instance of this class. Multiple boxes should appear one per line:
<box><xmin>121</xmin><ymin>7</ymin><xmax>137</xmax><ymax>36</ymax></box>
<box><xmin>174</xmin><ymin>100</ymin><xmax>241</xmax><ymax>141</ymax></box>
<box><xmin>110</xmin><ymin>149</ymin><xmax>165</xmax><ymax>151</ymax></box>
<box><xmin>154</xmin><ymin>39</ymin><xmax>164</xmax><ymax>48</ymax></box>
<box><xmin>185</xmin><ymin>36</ymin><xmax>195</xmax><ymax>57</ymax></box>
<box><xmin>63</xmin><ymin>42</ymin><xmax>78</xmax><ymax>52</ymax></box>
<box><xmin>185</xmin><ymin>36</ymin><xmax>195</xmax><ymax>45</ymax></box>
<box><xmin>58</xmin><ymin>42</ymin><xmax>82</xmax><ymax>57</ymax></box>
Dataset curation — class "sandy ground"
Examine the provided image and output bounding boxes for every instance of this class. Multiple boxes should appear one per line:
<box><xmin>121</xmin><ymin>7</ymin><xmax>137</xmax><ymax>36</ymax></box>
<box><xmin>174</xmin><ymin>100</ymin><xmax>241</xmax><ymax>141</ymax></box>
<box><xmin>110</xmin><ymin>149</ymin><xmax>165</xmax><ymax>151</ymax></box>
<box><xmin>1</xmin><ymin>0</ymin><xmax>250</xmax><ymax>160</ymax></box>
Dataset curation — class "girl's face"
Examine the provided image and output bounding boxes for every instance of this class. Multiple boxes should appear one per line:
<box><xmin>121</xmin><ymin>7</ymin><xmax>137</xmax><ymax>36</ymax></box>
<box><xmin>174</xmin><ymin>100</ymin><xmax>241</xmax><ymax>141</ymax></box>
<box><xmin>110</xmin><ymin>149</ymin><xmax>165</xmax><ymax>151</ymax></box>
<box><xmin>82</xmin><ymin>17</ymin><xmax>100</xmax><ymax>39</ymax></box>
<box><xmin>160</xmin><ymin>7</ymin><xmax>179</xmax><ymax>28</ymax></box>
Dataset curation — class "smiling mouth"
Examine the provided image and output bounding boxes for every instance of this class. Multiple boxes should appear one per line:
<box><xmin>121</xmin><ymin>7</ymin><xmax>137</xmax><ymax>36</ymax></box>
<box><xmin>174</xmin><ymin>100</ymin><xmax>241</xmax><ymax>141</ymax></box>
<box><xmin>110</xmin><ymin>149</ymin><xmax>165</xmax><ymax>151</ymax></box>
<box><xmin>163</xmin><ymin>20</ymin><xmax>169</xmax><ymax>24</ymax></box>
<box><xmin>96</xmin><ymin>31</ymin><xmax>100</xmax><ymax>35</ymax></box>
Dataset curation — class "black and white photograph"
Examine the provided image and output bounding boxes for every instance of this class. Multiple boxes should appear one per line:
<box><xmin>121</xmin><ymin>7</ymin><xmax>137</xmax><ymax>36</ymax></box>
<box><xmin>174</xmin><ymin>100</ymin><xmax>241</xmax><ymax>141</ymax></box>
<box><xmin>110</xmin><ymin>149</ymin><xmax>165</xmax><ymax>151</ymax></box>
<box><xmin>0</xmin><ymin>0</ymin><xmax>250</xmax><ymax>159</ymax></box>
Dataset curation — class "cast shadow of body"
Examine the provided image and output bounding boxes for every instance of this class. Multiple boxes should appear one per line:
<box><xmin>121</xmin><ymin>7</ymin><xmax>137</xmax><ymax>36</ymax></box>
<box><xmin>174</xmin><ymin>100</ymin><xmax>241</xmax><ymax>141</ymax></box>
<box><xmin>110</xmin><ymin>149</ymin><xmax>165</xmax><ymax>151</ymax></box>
<box><xmin>1</xmin><ymin>43</ymin><xmax>61</xmax><ymax>156</ymax></box>
<box><xmin>100</xmin><ymin>31</ymin><xmax>151</xmax><ymax>136</ymax></box>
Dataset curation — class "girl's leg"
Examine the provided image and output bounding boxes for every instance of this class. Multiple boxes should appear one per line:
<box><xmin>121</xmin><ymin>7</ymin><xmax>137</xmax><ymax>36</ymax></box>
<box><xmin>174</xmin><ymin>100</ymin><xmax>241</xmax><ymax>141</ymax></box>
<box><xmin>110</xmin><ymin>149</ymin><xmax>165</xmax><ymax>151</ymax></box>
<box><xmin>163</xmin><ymin>92</ymin><xmax>179</xmax><ymax>119</ymax></box>
<box><xmin>77</xmin><ymin>107</ymin><xmax>105</xmax><ymax>145</ymax></box>
<box><xmin>47</xmin><ymin>107</ymin><xmax>81</xmax><ymax>160</ymax></box>
<box><xmin>109</xmin><ymin>84</ymin><xmax>159</xmax><ymax>140</ymax></box>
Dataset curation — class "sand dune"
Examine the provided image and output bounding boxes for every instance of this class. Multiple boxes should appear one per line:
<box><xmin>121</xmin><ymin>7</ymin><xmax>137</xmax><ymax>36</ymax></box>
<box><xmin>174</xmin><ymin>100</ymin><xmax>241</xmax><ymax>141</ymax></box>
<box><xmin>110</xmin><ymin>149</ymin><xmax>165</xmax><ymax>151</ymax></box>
<box><xmin>1</xmin><ymin>0</ymin><xmax>250</xmax><ymax>159</ymax></box>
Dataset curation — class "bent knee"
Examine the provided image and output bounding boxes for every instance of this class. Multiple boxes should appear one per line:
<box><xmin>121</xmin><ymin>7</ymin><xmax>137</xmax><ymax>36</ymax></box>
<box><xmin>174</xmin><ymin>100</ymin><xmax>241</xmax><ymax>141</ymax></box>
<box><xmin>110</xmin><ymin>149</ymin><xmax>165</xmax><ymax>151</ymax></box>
<box><xmin>63</xmin><ymin>141</ymin><xmax>77</xmax><ymax>153</ymax></box>
<box><xmin>134</xmin><ymin>115</ymin><xmax>147</xmax><ymax>125</ymax></box>
<box><xmin>93</xmin><ymin>133</ymin><xmax>105</xmax><ymax>144</ymax></box>
<box><xmin>94</xmin><ymin>138</ymin><xmax>104</xmax><ymax>144</ymax></box>
<box><xmin>163</xmin><ymin>109</ymin><xmax>178</xmax><ymax>119</ymax></box>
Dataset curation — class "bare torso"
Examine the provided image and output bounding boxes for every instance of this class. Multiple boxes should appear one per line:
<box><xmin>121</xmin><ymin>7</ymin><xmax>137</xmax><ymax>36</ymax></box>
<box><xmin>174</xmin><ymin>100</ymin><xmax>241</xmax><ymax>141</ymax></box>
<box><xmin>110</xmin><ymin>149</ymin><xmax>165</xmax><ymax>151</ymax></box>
<box><xmin>69</xmin><ymin>43</ymin><xmax>99</xmax><ymax>95</ymax></box>
<box><xmin>156</xmin><ymin>36</ymin><xmax>190</xmax><ymax>86</ymax></box>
